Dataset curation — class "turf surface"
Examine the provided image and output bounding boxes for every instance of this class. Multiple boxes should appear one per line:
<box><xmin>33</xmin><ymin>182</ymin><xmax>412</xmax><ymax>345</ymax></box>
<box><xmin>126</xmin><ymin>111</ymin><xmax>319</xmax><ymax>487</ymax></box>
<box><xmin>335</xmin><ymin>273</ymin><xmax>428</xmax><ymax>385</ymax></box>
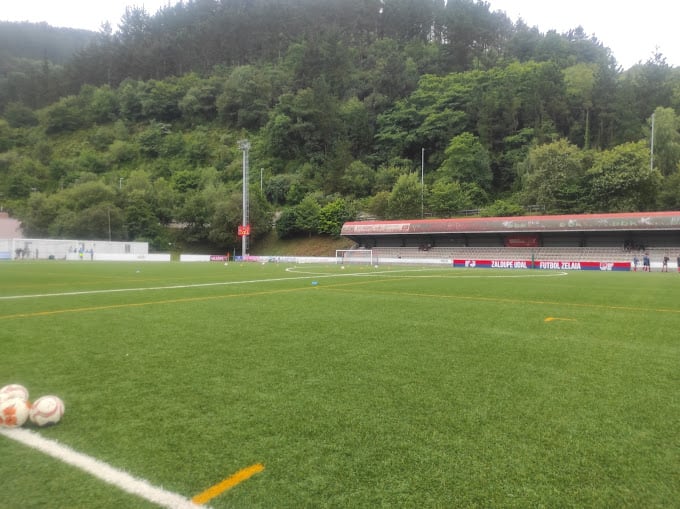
<box><xmin>1</xmin><ymin>261</ymin><xmax>678</xmax><ymax>507</ymax></box>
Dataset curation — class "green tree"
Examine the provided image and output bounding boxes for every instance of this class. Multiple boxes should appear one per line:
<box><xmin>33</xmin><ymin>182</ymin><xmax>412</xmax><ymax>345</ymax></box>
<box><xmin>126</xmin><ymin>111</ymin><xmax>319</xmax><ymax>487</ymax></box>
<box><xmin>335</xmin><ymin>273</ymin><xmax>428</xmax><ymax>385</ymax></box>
<box><xmin>7</xmin><ymin>153</ymin><xmax>49</xmax><ymax>194</ymax></box>
<box><xmin>373</xmin><ymin>164</ymin><xmax>409</xmax><ymax>193</ymax></box>
<box><xmin>0</xmin><ymin>121</ymin><xmax>14</xmax><ymax>154</ymax></box>
<box><xmin>339</xmin><ymin>160</ymin><xmax>375</xmax><ymax>198</ymax></box>
<box><xmin>338</xmin><ymin>97</ymin><xmax>373</xmax><ymax>157</ymax></box>
<box><xmin>217</xmin><ymin>65</ymin><xmax>274</xmax><ymax>130</ymax></box>
<box><xmin>438</xmin><ymin>132</ymin><xmax>492</xmax><ymax>191</ymax></box>
<box><xmin>179</xmin><ymin>78</ymin><xmax>220</xmax><ymax>123</ymax></box>
<box><xmin>650</xmin><ymin>107</ymin><xmax>680</xmax><ymax>176</ymax></box>
<box><xmin>262</xmin><ymin>81</ymin><xmax>342</xmax><ymax>166</ymax></box>
<box><xmin>585</xmin><ymin>140</ymin><xmax>662</xmax><ymax>212</ymax></box>
<box><xmin>318</xmin><ymin>198</ymin><xmax>356</xmax><ymax>236</ymax></box>
<box><xmin>387</xmin><ymin>173</ymin><xmax>421</xmax><ymax>219</ymax></box>
<box><xmin>137</xmin><ymin>121</ymin><xmax>171</xmax><ymax>158</ymax></box>
<box><xmin>295</xmin><ymin>194</ymin><xmax>322</xmax><ymax>237</ymax></box>
<box><xmin>109</xmin><ymin>140</ymin><xmax>138</xmax><ymax>166</ymax></box>
<box><xmin>563</xmin><ymin>63</ymin><xmax>597</xmax><ymax>149</ymax></box>
<box><xmin>658</xmin><ymin>172</ymin><xmax>680</xmax><ymax>209</ymax></box>
<box><xmin>264</xmin><ymin>174</ymin><xmax>294</xmax><ymax>205</ymax></box>
<box><xmin>519</xmin><ymin>139</ymin><xmax>585</xmax><ymax>213</ymax></box>
<box><xmin>141</xmin><ymin>78</ymin><xmax>186</xmax><ymax>122</ymax></box>
<box><xmin>84</xmin><ymin>203</ymin><xmax>121</xmax><ymax>239</ymax></box>
<box><xmin>276</xmin><ymin>207</ymin><xmax>299</xmax><ymax>238</ymax></box>
<box><xmin>199</xmin><ymin>187</ymin><xmax>273</xmax><ymax>248</ymax></box>
<box><xmin>3</xmin><ymin>102</ymin><xmax>39</xmax><ymax>128</ymax></box>
<box><xmin>176</xmin><ymin>190</ymin><xmax>211</xmax><ymax>242</ymax></box>
<box><xmin>43</xmin><ymin>95</ymin><xmax>86</xmax><ymax>134</ymax></box>
<box><xmin>207</xmin><ymin>192</ymin><xmax>242</xmax><ymax>249</ymax></box>
<box><xmin>118</xmin><ymin>79</ymin><xmax>145</xmax><ymax>122</ymax></box>
<box><xmin>88</xmin><ymin>85</ymin><xmax>120</xmax><ymax>123</ymax></box>
<box><xmin>441</xmin><ymin>0</ymin><xmax>512</xmax><ymax>70</ymax></box>
<box><xmin>366</xmin><ymin>191</ymin><xmax>390</xmax><ymax>219</ymax></box>
<box><xmin>21</xmin><ymin>192</ymin><xmax>66</xmax><ymax>237</ymax></box>
<box><xmin>480</xmin><ymin>199</ymin><xmax>525</xmax><ymax>217</ymax></box>
<box><xmin>427</xmin><ymin>180</ymin><xmax>472</xmax><ymax>218</ymax></box>
<box><xmin>248</xmin><ymin>190</ymin><xmax>274</xmax><ymax>241</ymax></box>
<box><xmin>124</xmin><ymin>190</ymin><xmax>161</xmax><ymax>241</ymax></box>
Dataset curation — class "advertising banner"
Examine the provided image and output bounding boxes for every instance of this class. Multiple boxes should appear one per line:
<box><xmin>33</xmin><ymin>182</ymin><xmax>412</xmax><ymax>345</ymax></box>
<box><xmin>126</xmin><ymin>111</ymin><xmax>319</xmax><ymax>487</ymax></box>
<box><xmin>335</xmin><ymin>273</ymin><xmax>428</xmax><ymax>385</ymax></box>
<box><xmin>452</xmin><ymin>259</ymin><xmax>630</xmax><ymax>271</ymax></box>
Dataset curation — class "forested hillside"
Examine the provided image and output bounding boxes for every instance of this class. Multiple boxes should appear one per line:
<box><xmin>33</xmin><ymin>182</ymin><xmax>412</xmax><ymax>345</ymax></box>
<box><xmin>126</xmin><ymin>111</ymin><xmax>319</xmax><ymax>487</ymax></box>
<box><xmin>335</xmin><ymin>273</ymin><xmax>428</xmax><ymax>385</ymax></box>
<box><xmin>1</xmin><ymin>0</ymin><xmax>679</xmax><ymax>253</ymax></box>
<box><xmin>0</xmin><ymin>21</ymin><xmax>96</xmax><ymax>108</ymax></box>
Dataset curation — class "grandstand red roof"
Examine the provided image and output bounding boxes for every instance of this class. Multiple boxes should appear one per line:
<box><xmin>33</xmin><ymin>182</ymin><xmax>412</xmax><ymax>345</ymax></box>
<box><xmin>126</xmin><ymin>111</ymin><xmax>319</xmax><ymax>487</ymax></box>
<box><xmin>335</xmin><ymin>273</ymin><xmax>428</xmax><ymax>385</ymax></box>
<box><xmin>341</xmin><ymin>211</ymin><xmax>680</xmax><ymax>236</ymax></box>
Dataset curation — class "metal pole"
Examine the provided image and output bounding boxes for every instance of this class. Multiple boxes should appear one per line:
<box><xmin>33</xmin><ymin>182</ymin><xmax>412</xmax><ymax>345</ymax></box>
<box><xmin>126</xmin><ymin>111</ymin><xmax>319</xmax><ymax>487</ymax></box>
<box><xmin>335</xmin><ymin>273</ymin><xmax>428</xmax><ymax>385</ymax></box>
<box><xmin>650</xmin><ymin>112</ymin><xmax>655</xmax><ymax>171</ymax></box>
<box><xmin>260</xmin><ymin>168</ymin><xmax>264</xmax><ymax>192</ymax></box>
<box><xmin>238</xmin><ymin>140</ymin><xmax>250</xmax><ymax>258</ymax></box>
<box><xmin>421</xmin><ymin>148</ymin><xmax>424</xmax><ymax>218</ymax></box>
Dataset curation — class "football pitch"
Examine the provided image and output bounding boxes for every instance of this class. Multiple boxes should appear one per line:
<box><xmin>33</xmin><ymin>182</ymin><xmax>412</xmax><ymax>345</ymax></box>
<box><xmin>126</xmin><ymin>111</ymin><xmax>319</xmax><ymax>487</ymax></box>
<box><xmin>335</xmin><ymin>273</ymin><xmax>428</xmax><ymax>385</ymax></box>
<box><xmin>1</xmin><ymin>261</ymin><xmax>679</xmax><ymax>508</ymax></box>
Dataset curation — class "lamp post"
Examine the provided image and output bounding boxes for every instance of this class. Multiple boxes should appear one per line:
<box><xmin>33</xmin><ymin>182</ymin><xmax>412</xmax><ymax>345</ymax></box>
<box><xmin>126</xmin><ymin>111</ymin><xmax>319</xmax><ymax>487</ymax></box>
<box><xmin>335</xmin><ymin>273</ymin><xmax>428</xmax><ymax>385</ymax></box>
<box><xmin>650</xmin><ymin>112</ymin><xmax>655</xmax><ymax>171</ymax></box>
<box><xmin>421</xmin><ymin>148</ymin><xmax>425</xmax><ymax>218</ymax></box>
<box><xmin>238</xmin><ymin>140</ymin><xmax>251</xmax><ymax>258</ymax></box>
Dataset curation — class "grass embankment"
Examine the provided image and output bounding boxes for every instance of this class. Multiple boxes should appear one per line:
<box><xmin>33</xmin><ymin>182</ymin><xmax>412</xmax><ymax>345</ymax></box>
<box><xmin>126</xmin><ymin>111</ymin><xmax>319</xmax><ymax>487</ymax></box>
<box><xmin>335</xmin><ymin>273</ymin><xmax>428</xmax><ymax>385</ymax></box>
<box><xmin>251</xmin><ymin>232</ymin><xmax>355</xmax><ymax>256</ymax></box>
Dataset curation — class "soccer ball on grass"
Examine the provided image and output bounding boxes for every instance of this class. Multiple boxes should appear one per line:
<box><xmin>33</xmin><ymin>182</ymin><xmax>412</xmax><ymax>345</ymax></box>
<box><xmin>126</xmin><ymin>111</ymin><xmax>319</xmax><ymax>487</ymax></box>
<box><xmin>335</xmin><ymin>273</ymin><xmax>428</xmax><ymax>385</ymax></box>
<box><xmin>0</xmin><ymin>397</ymin><xmax>31</xmax><ymax>428</ymax></box>
<box><xmin>0</xmin><ymin>384</ymin><xmax>29</xmax><ymax>402</ymax></box>
<box><xmin>29</xmin><ymin>395</ymin><xmax>65</xmax><ymax>427</ymax></box>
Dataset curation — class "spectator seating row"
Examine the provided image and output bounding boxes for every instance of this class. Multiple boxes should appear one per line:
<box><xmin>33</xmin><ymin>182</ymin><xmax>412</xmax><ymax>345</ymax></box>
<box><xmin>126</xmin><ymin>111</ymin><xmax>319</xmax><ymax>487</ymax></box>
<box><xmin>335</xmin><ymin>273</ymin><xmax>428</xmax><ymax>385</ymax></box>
<box><xmin>370</xmin><ymin>246</ymin><xmax>679</xmax><ymax>263</ymax></box>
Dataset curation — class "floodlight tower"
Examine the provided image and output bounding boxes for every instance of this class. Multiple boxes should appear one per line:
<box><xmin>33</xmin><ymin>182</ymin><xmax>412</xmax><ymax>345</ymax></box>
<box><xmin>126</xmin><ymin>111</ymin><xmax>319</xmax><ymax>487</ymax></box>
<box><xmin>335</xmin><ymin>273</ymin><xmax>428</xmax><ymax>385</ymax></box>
<box><xmin>238</xmin><ymin>140</ymin><xmax>251</xmax><ymax>257</ymax></box>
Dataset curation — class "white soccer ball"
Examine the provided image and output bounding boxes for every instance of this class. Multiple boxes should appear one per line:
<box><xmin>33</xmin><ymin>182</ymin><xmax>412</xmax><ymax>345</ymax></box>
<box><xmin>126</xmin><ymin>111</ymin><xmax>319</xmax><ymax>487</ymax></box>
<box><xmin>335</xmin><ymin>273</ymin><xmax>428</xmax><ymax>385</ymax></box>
<box><xmin>0</xmin><ymin>384</ymin><xmax>29</xmax><ymax>402</ymax></box>
<box><xmin>29</xmin><ymin>395</ymin><xmax>65</xmax><ymax>427</ymax></box>
<box><xmin>0</xmin><ymin>397</ymin><xmax>31</xmax><ymax>428</ymax></box>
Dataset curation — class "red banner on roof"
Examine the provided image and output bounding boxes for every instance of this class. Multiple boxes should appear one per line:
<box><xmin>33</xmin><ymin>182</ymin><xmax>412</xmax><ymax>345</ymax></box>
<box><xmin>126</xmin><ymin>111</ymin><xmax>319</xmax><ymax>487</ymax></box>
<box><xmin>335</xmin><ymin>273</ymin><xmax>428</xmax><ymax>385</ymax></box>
<box><xmin>504</xmin><ymin>235</ymin><xmax>539</xmax><ymax>247</ymax></box>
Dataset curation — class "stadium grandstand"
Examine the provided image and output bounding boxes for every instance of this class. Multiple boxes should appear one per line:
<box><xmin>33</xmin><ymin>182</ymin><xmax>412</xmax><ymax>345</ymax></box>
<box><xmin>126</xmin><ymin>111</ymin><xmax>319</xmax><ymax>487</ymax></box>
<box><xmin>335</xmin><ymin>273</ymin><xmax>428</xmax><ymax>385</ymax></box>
<box><xmin>340</xmin><ymin>211</ymin><xmax>680</xmax><ymax>269</ymax></box>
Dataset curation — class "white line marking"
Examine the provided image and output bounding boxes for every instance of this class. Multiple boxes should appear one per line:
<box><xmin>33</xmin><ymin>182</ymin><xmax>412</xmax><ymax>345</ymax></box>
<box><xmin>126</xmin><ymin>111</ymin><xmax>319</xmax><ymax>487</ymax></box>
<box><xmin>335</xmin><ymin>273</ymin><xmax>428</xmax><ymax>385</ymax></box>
<box><xmin>0</xmin><ymin>427</ymin><xmax>206</xmax><ymax>509</ymax></box>
<box><xmin>285</xmin><ymin>267</ymin><xmax>569</xmax><ymax>279</ymax></box>
<box><xmin>0</xmin><ymin>269</ymin><xmax>431</xmax><ymax>301</ymax></box>
<box><xmin>0</xmin><ymin>268</ymin><xmax>568</xmax><ymax>301</ymax></box>
<box><xmin>0</xmin><ymin>275</ymin><xmax>325</xmax><ymax>301</ymax></box>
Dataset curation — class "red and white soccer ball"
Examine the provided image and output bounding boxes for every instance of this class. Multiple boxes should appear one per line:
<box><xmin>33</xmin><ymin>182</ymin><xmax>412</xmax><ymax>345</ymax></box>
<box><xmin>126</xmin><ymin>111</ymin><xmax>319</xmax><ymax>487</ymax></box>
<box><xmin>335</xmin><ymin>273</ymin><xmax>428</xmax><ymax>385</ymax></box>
<box><xmin>0</xmin><ymin>397</ymin><xmax>31</xmax><ymax>428</ymax></box>
<box><xmin>29</xmin><ymin>395</ymin><xmax>65</xmax><ymax>427</ymax></box>
<box><xmin>0</xmin><ymin>384</ymin><xmax>29</xmax><ymax>402</ymax></box>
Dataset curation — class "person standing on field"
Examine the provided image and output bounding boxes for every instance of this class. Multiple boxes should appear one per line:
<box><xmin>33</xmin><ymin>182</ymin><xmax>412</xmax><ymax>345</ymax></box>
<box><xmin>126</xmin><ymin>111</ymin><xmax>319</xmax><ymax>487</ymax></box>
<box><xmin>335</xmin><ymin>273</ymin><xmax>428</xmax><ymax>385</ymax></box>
<box><xmin>662</xmin><ymin>255</ymin><xmax>669</xmax><ymax>272</ymax></box>
<box><xmin>643</xmin><ymin>253</ymin><xmax>650</xmax><ymax>272</ymax></box>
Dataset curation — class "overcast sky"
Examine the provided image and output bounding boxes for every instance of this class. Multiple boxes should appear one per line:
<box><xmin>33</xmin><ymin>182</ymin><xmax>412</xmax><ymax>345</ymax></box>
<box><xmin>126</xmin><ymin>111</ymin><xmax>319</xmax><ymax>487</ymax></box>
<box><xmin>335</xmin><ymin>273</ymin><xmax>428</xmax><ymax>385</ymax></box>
<box><xmin>1</xmin><ymin>0</ymin><xmax>676</xmax><ymax>70</ymax></box>
<box><xmin>487</xmin><ymin>0</ymin><xmax>676</xmax><ymax>69</ymax></box>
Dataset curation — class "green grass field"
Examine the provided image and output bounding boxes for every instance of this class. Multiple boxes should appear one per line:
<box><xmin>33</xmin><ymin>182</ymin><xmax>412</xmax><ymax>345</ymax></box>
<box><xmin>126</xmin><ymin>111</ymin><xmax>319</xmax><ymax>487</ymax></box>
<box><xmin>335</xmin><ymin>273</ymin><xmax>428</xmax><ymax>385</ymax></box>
<box><xmin>1</xmin><ymin>261</ymin><xmax>679</xmax><ymax>508</ymax></box>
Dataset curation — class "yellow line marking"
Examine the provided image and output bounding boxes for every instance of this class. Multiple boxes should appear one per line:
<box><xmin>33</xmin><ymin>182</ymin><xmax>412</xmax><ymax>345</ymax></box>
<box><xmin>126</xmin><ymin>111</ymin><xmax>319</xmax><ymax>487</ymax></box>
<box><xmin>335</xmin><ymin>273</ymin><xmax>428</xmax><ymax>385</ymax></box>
<box><xmin>4</xmin><ymin>273</ymin><xmax>680</xmax><ymax>319</ymax></box>
<box><xmin>192</xmin><ymin>463</ymin><xmax>264</xmax><ymax>505</ymax></box>
<box><xmin>322</xmin><ymin>286</ymin><xmax>680</xmax><ymax>315</ymax></box>
<box><xmin>544</xmin><ymin>317</ymin><xmax>577</xmax><ymax>322</ymax></box>
<box><xmin>0</xmin><ymin>287</ymin><xmax>308</xmax><ymax>320</ymax></box>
